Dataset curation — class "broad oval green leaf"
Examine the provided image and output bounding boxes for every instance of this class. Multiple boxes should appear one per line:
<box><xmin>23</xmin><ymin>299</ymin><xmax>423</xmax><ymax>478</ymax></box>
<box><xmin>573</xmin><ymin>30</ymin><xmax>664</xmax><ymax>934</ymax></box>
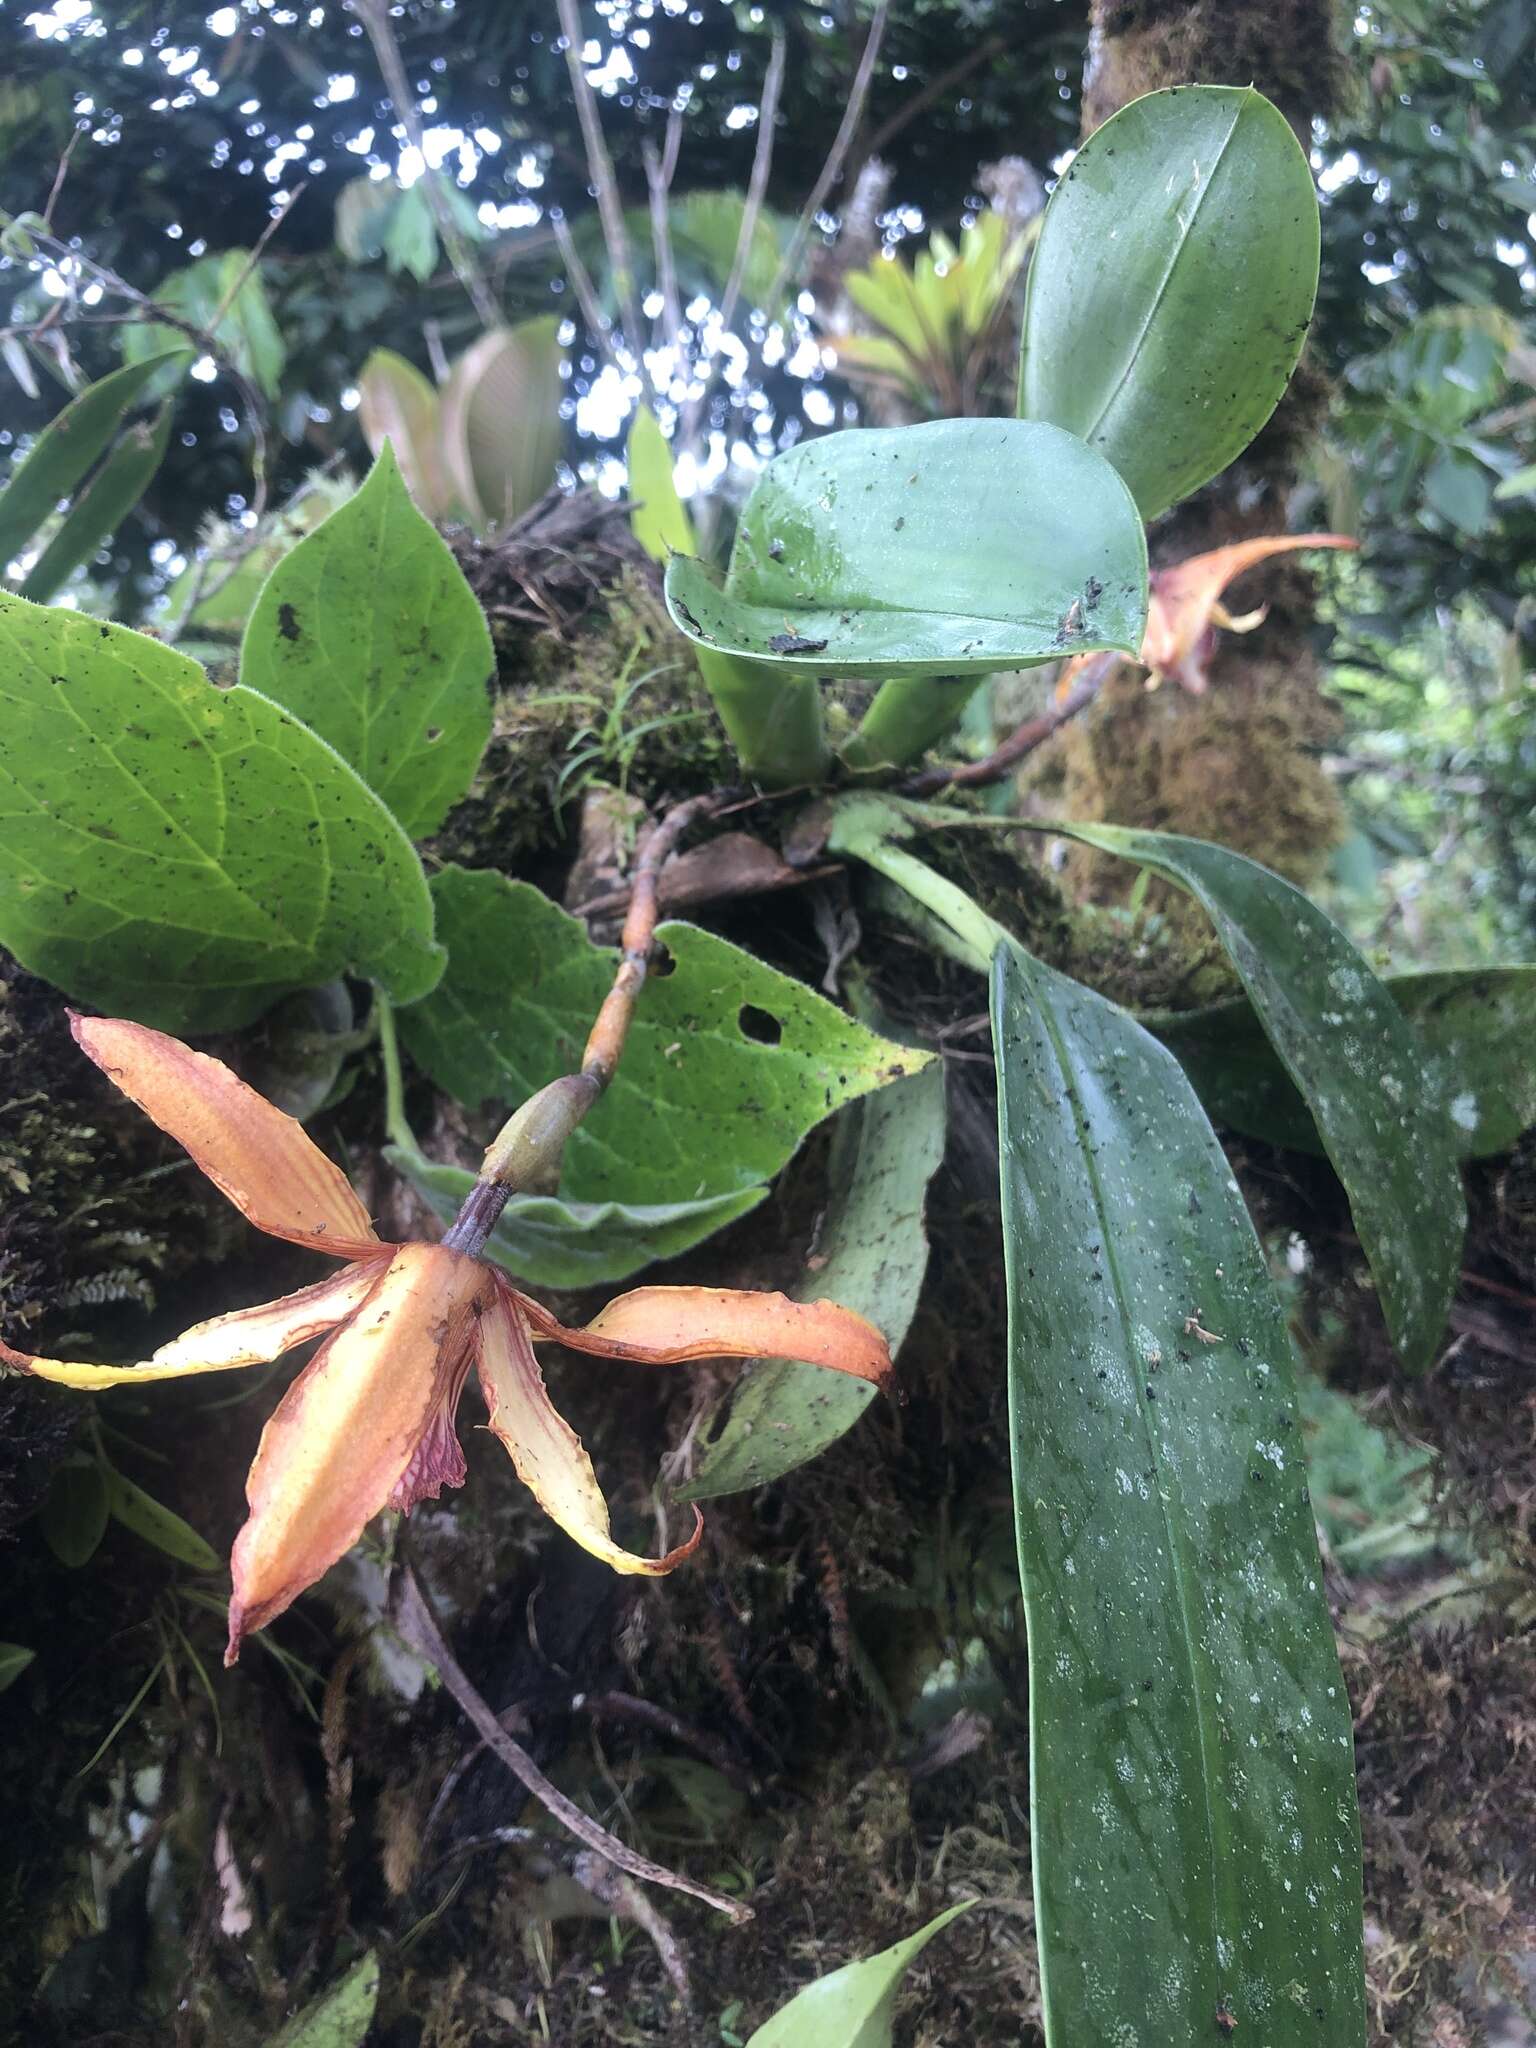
<box><xmin>439</xmin><ymin>318</ymin><xmax>563</xmax><ymax>535</ymax></box>
<box><xmin>746</xmin><ymin>1902</ymin><xmax>973</xmax><ymax>2048</ymax></box>
<box><xmin>103</xmin><ymin>1465</ymin><xmax>220</xmax><ymax>1571</ymax></box>
<box><xmin>0</xmin><ymin>1643</ymin><xmax>36</xmax><ymax>1693</ymax></box>
<box><xmin>1152</xmin><ymin>966</ymin><xmax>1536</xmax><ymax>1164</ymax></box>
<box><xmin>241</xmin><ymin>442</ymin><xmax>494</xmax><ymax>837</ymax></box>
<box><xmin>267</xmin><ymin>1952</ymin><xmax>380</xmax><ymax>2048</ymax></box>
<box><xmin>664</xmin><ymin>418</ymin><xmax>1147</xmax><ymax>677</ymax></box>
<box><xmin>0</xmin><ymin>594</ymin><xmax>443</xmax><ymax>1031</ymax></box>
<box><xmin>0</xmin><ymin>352</ymin><xmax>185</xmax><ymax>569</ymax></box>
<box><xmin>1044</xmin><ymin>823</ymin><xmax>1466</xmax><ymax>1372</ymax></box>
<box><xmin>21</xmin><ymin>401</ymin><xmax>174</xmax><ymax>604</ymax></box>
<box><xmin>40</xmin><ymin>1458</ymin><xmax>110</xmax><ymax>1569</ymax></box>
<box><xmin>396</xmin><ymin>867</ymin><xmax>931</xmax><ymax>1204</ymax></box>
<box><xmin>357</xmin><ymin>347</ymin><xmax>454</xmax><ymax>523</ymax></box>
<box><xmin>680</xmin><ymin>1049</ymin><xmax>945</xmax><ymax>1502</ymax></box>
<box><xmin>627</xmin><ymin>402</ymin><xmax>696</xmax><ymax>562</ymax></box>
<box><xmin>993</xmin><ymin>941</ymin><xmax>1364</xmax><ymax>2048</ymax></box>
<box><xmin>1018</xmin><ymin>86</ymin><xmax>1320</xmax><ymax>522</ymax></box>
<box><xmin>386</xmin><ymin>1144</ymin><xmax>768</xmax><ymax>1289</ymax></box>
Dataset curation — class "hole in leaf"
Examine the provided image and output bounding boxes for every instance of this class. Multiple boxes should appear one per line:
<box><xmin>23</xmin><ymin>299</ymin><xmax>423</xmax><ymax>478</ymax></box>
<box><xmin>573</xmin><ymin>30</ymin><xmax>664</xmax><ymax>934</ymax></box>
<box><xmin>425</xmin><ymin>726</ymin><xmax>442</xmax><ymax>742</ymax></box>
<box><xmin>650</xmin><ymin>943</ymin><xmax>677</xmax><ymax>978</ymax></box>
<box><xmin>738</xmin><ymin>1003</ymin><xmax>783</xmax><ymax>1045</ymax></box>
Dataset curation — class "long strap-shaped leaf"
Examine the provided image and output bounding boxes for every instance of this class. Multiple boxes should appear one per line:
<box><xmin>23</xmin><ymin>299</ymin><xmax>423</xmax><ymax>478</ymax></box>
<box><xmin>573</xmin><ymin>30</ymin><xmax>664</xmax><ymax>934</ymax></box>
<box><xmin>993</xmin><ymin>940</ymin><xmax>1364</xmax><ymax>2048</ymax></box>
<box><xmin>1044</xmin><ymin>823</ymin><xmax>1466</xmax><ymax>1372</ymax></box>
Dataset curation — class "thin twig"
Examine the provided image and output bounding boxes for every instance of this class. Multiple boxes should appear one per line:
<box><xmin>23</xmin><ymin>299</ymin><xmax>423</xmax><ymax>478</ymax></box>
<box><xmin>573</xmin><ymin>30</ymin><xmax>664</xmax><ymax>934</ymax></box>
<box><xmin>551</xmin><ymin>211</ymin><xmax>628</xmax><ymax>384</ymax></box>
<box><xmin>356</xmin><ymin>0</ymin><xmax>499</xmax><ymax>331</ymax></box>
<box><xmin>390</xmin><ymin>1564</ymin><xmax>752</xmax><ymax>1923</ymax></box>
<box><xmin>719</xmin><ymin>28</ymin><xmax>787</xmax><ymax>335</ymax></box>
<box><xmin>861</xmin><ymin>31</ymin><xmax>1006</xmax><ymax>159</ymax></box>
<box><xmin>556</xmin><ymin>0</ymin><xmax>644</xmax><ymax>351</ymax></box>
<box><xmin>642</xmin><ymin>116</ymin><xmax>685</xmax><ymax>365</ymax></box>
<box><xmin>209</xmin><ymin>181</ymin><xmax>309</xmax><ymax>330</ymax></box>
<box><xmin>574</xmin><ymin>1688</ymin><xmax>756</xmax><ymax>1789</ymax></box>
<box><xmin>41</xmin><ymin>124</ymin><xmax>84</xmax><ymax>232</ymax></box>
<box><xmin>766</xmin><ymin>1</ymin><xmax>890</xmax><ymax>310</ymax></box>
<box><xmin>902</xmin><ymin>651</ymin><xmax>1119</xmax><ymax>798</ymax></box>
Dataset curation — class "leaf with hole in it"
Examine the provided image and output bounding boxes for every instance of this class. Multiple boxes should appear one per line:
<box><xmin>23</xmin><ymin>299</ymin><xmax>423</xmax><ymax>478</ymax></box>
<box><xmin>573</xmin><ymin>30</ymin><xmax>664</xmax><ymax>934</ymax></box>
<box><xmin>0</xmin><ymin>594</ymin><xmax>443</xmax><ymax>1031</ymax></box>
<box><xmin>21</xmin><ymin>402</ymin><xmax>174</xmax><ymax>604</ymax></box>
<box><xmin>241</xmin><ymin>443</ymin><xmax>494</xmax><ymax>837</ymax></box>
<box><xmin>627</xmin><ymin>403</ymin><xmax>696</xmax><ymax>562</ymax></box>
<box><xmin>41</xmin><ymin>1459</ymin><xmax>110</xmax><ymax>1569</ymax></box>
<box><xmin>1151</xmin><ymin>965</ymin><xmax>1536</xmax><ymax>1163</ymax></box>
<box><xmin>386</xmin><ymin>1146</ymin><xmax>768</xmax><ymax>1288</ymax></box>
<box><xmin>396</xmin><ymin>867</ymin><xmax>932</xmax><ymax>1204</ymax></box>
<box><xmin>680</xmin><ymin>1049</ymin><xmax>945</xmax><ymax>1501</ymax></box>
<box><xmin>357</xmin><ymin>347</ymin><xmax>455</xmax><ymax>522</ymax></box>
<box><xmin>1043</xmin><ymin>823</ymin><xmax>1465</xmax><ymax>1372</ymax></box>
<box><xmin>993</xmin><ymin>941</ymin><xmax>1364</xmax><ymax>2048</ymax></box>
<box><xmin>0</xmin><ymin>352</ymin><xmax>186</xmax><ymax>570</ymax></box>
<box><xmin>1018</xmin><ymin>86</ymin><xmax>1319</xmax><ymax>522</ymax></box>
<box><xmin>0</xmin><ymin>1644</ymin><xmax>35</xmax><ymax>1693</ymax></box>
<box><xmin>746</xmin><ymin>1903</ymin><xmax>974</xmax><ymax>2048</ymax></box>
<box><xmin>664</xmin><ymin>418</ymin><xmax>1146</xmax><ymax>678</ymax></box>
<box><xmin>439</xmin><ymin>319</ymin><xmax>563</xmax><ymax>534</ymax></box>
<box><xmin>103</xmin><ymin>1465</ymin><xmax>220</xmax><ymax>1571</ymax></box>
<box><xmin>266</xmin><ymin>1952</ymin><xmax>380</xmax><ymax>2048</ymax></box>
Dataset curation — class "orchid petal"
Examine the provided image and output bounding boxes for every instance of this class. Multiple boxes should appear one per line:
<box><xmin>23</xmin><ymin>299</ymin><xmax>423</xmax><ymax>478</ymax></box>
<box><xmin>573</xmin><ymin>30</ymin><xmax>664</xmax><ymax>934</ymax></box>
<box><xmin>70</xmin><ymin>1015</ymin><xmax>383</xmax><ymax>1258</ymax></box>
<box><xmin>476</xmin><ymin>1290</ymin><xmax>703</xmax><ymax>1577</ymax></box>
<box><xmin>225</xmin><ymin>1244</ymin><xmax>490</xmax><ymax>1662</ymax></box>
<box><xmin>522</xmin><ymin>1283</ymin><xmax>893</xmax><ymax>1388</ymax></box>
<box><xmin>1143</xmin><ymin>534</ymin><xmax>1357</xmax><ymax>677</ymax></box>
<box><xmin>1</xmin><ymin>1262</ymin><xmax>385</xmax><ymax>1389</ymax></box>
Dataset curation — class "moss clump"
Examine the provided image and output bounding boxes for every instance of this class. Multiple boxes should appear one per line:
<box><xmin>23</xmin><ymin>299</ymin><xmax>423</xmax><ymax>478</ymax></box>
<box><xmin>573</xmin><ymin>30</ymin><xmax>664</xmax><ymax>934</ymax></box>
<box><xmin>1083</xmin><ymin>0</ymin><xmax>1354</xmax><ymax>134</ymax></box>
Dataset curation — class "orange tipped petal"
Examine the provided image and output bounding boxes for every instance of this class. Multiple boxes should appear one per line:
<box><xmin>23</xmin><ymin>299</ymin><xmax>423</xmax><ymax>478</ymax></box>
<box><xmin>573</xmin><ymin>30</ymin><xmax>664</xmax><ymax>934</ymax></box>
<box><xmin>70</xmin><ymin>1015</ymin><xmax>383</xmax><ymax>1258</ymax></box>
<box><xmin>476</xmin><ymin>1290</ymin><xmax>704</xmax><ymax>1577</ymax></box>
<box><xmin>524</xmin><ymin>1283</ymin><xmax>893</xmax><ymax>1387</ymax></box>
<box><xmin>226</xmin><ymin>1244</ymin><xmax>490</xmax><ymax>1663</ymax></box>
<box><xmin>1</xmin><ymin>1262</ymin><xmax>385</xmax><ymax>1390</ymax></box>
<box><xmin>1144</xmin><ymin>534</ymin><xmax>1357</xmax><ymax>678</ymax></box>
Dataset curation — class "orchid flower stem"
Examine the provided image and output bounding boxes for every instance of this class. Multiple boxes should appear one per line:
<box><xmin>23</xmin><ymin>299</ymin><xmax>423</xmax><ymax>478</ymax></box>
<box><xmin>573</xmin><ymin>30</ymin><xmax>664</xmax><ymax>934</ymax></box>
<box><xmin>374</xmin><ymin>994</ymin><xmax>421</xmax><ymax>1162</ymax></box>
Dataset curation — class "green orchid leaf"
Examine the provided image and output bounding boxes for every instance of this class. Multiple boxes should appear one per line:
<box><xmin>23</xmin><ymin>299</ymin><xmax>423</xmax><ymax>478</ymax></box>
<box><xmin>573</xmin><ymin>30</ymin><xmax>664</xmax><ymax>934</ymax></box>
<box><xmin>386</xmin><ymin>1145</ymin><xmax>768</xmax><ymax>1289</ymax></box>
<box><xmin>241</xmin><ymin>442</ymin><xmax>494</xmax><ymax>837</ymax></box>
<box><xmin>21</xmin><ymin>402</ymin><xmax>174</xmax><ymax>604</ymax></box>
<box><xmin>103</xmin><ymin>1465</ymin><xmax>220</xmax><ymax>1571</ymax></box>
<box><xmin>0</xmin><ymin>594</ymin><xmax>443</xmax><ymax>1031</ymax></box>
<box><xmin>266</xmin><ymin>1952</ymin><xmax>380</xmax><ymax>2048</ymax></box>
<box><xmin>1019</xmin><ymin>86</ymin><xmax>1319</xmax><ymax>521</ymax></box>
<box><xmin>664</xmin><ymin>418</ymin><xmax>1146</xmax><ymax>677</ymax></box>
<box><xmin>0</xmin><ymin>1644</ymin><xmax>35</xmax><ymax>1693</ymax></box>
<box><xmin>1152</xmin><ymin>965</ymin><xmax>1536</xmax><ymax>1163</ymax></box>
<box><xmin>0</xmin><ymin>352</ymin><xmax>186</xmax><ymax>569</ymax></box>
<box><xmin>439</xmin><ymin>318</ymin><xmax>563</xmax><ymax>534</ymax></box>
<box><xmin>680</xmin><ymin>1048</ymin><xmax>945</xmax><ymax>1502</ymax></box>
<box><xmin>1045</xmin><ymin>823</ymin><xmax>1465</xmax><ymax>1372</ymax></box>
<box><xmin>40</xmin><ymin>1458</ymin><xmax>110</xmax><ymax>1569</ymax></box>
<box><xmin>993</xmin><ymin>941</ymin><xmax>1364</xmax><ymax>2048</ymax></box>
<box><xmin>627</xmin><ymin>402</ymin><xmax>696</xmax><ymax>562</ymax></box>
<box><xmin>396</xmin><ymin>867</ymin><xmax>931</xmax><ymax>1204</ymax></box>
<box><xmin>357</xmin><ymin>347</ymin><xmax>454</xmax><ymax>522</ymax></box>
<box><xmin>746</xmin><ymin>1903</ymin><xmax>974</xmax><ymax>2048</ymax></box>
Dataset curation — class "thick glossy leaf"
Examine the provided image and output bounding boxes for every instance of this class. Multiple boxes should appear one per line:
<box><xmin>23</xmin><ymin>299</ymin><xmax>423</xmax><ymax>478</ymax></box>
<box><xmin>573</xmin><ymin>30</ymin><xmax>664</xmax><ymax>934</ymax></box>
<box><xmin>0</xmin><ymin>595</ymin><xmax>443</xmax><ymax>1031</ymax></box>
<box><xmin>21</xmin><ymin>402</ymin><xmax>174</xmax><ymax>603</ymax></box>
<box><xmin>746</xmin><ymin>1903</ymin><xmax>973</xmax><ymax>2048</ymax></box>
<box><xmin>386</xmin><ymin>1145</ymin><xmax>768</xmax><ymax>1288</ymax></box>
<box><xmin>0</xmin><ymin>1644</ymin><xmax>35</xmax><ymax>1693</ymax></box>
<box><xmin>664</xmin><ymin>418</ymin><xmax>1147</xmax><ymax>677</ymax></box>
<box><xmin>1153</xmin><ymin>965</ymin><xmax>1536</xmax><ymax>1162</ymax></box>
<box><xmin>41</xmin><ymin>1459</ymin><xmax>110</xmax><ymax>1569</ymax></box>
<box><xmin>241</xmin><ymin>443</ymin><xmax>494</xmax><ymax>836</ymax></box>
<box><xmin>0</xmin><ymin>353</ymin><xmax>184</xmax><ymax>569</ymax></box>
<box><xmin>1018</xmin><ymin>86</ymin><xmax>1320</xmax><ymax>521</ymax></box>
<box><xmin>397</xmin><ymin>867</ymin><xmax>930</xmax><ymax>1204</ymax></box>
<box><xmin>439</xmin><ymin>319</ymin><xmax>563</xmax><ymax>534</ymax></box>
<box><xmin>627</xmin><ymin>402</ymin><xmax>696</xmax><ymax>562</ymax></box>
<box><xmin>680</xmin><ymin>1050</ymin><xmax>945</xmax><ymax>1501</ymax></box>
<box><xmin>357</xmin><ymin>347</ymin><xmax>454</xmax><ymax>522</ymax></box>
<box><xmin>104</xmin><ymin>1465</ymin><xmax>221</xmax><ymax>1570</ymax></box>
<box><xmin>993</xmin><ymin>941</ymin><xmax>1363</xmax><ymax>2048</ymax></box>
<box><xmin>1045</xmin><ymin>823</ymin><xmax>1465</xmax><ymax>1371</ymax></box>
<box><xmin>124</xmin><ymin>250</ymin><xmax>286</xmax><ymax>399</ymax></box>
<box><xmin>267</xmin><ymin>1953</ymin><xmax>379</xmax><ymax>2048</ymax></box>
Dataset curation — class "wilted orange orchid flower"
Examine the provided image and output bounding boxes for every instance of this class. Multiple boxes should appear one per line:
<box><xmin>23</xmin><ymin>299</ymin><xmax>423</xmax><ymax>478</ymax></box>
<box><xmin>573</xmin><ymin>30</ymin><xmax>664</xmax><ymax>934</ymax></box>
<box><xmin>1059</xmin><ymin>533</ymin><xmax>1358</xmax><ymax>699</ymax></box>
<box><xmin>2</xmin><ymin>1015</ymin><xmax>890</xmax><ymax>1666</ymax></box>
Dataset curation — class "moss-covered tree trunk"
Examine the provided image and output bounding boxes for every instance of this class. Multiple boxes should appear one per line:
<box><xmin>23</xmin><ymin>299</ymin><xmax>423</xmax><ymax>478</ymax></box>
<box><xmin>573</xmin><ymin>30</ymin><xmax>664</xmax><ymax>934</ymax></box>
<box><xmin>1055</xmin><ymin>0</ymin><xmax>1352</xmax><ymax>894</ymax></box>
